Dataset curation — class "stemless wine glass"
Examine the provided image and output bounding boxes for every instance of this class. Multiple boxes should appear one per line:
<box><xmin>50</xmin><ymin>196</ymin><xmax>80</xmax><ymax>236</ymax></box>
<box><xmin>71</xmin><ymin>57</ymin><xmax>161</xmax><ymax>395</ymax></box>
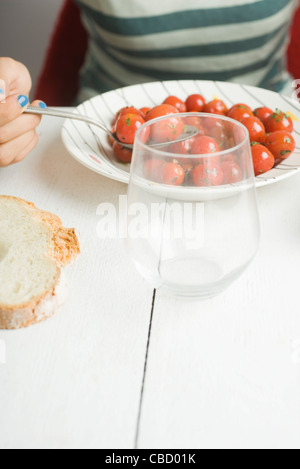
<box><xmin>126</xmin><ymin>112</ymin><xmax>260</xmax><ymax>299</ymax></box>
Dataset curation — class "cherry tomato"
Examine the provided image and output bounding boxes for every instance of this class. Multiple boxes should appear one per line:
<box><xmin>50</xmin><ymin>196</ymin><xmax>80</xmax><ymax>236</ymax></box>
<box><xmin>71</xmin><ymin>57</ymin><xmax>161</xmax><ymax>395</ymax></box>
<box><xmin>192</xmin><ymin>163</ymin><xmax>224</xmax><ymax>186</ymax></box>
<box><xmin>203</xmin><ymin>99</ymin><xmax>228</xmax><ymax>115</ymax></box>
<box><xmin>264</xmin><ymin>109</ymin><xmax>294</xmax><ymax>133</ymax></box>
<box><xmin>163</xmin><ymin>96</ymin><xmax>187</xmax><ymax>113</ymax></box>
<box><xmin>145</xmin><ymin>104</ymin><xmax>179</xmax><ymax>121</ymax></box>
<box><xmin>203</xmin><ymin>116</ymin><xmax>228</xmax><ymax>133</ymax></box>
<box><xmin>113</xmin><ymin>142</ymin><xmax>133</xmax><ymax>163</ymax></box>
<box><xmin>264</xmin><ymin>130</ymin><xmax>295</xmax><ymax>160</ymax></box>
<box><xmin>116</xmin><ymin>113</ymin><xmax>145</xmax><ymax>144</ymax></box>
<box><xmin>228</xmin><ymin>103</ymin><xmax>252</xmax><ymax>114</ymax></box>
<box><xmin>138</xmin><ymin>125</ymin><xmax>151</xmax><ymax>144</ymax></box>
<box><xmin>169</xmin><ymin>157</ymin><xmax>194</xmax><ymax>174</ymax></box>
<box><xmin>108</xmin><ymin>123</ymin><xmax>117</xmax><ymax>146</ymax></box>
<box><xmin>144</xmin><ymin>158</ymin><xmax>164</xmax><ymax>180</ymax></box>
<box><xmin>149</xmin><ymin>112</ymin><xmax>184</xmax><ymax>143</ymax></box>
<box><xmin>161</xmin><ymin>162</ymin><xmax>185</xmax><ymax>186</ymax></box>
<box><xmin>190</xmin><ymin>136</ymin><xmax>220</xmax><ymax>155</ymax></box>
<box><xmin>176</xmin><ymin>157</ymin><xmax>194</xmax><ymax>173</ymax></box>
<box><xmin>227</xmin><ymin>104</ymin><xmax>254</xmax><ymax>122</ymax></box>
<box><xmin>274</xmin><ymin>158</ymin><xmax>283</xmax><ymax>167</ymax></box>
<box><xmin>185</xmin><ymin>94</ymin><xmax>206</xmax><ymax>112</ymax></box>
<box><xmin>203</xmin><ymin>118</ymin><xmax>228</xmax><ymax>147</ymax></box>
<box><xmin>139</xmin><ymin>107</ymin><xmax>152</xmax><ymax>119</ymax></box>
<box><xmin>253</xmin><ymin>106</ymin><xmax>273</xmax><ymax>125</ymax></box>
<box><xmin>190</xmin><ymin>136</ymin><xmax>220</xmax><ymax>169</ymax></box>
<box><xmin>241</xmin><ymin>116</ymin><xmax>266</xmax><ymax>143</ymax></box>
<box><xmin>184</xmin><ymin>115</ymin><xmax>205</xmax><ymax>133</ymax></box>
<box><xmin>114</xmin><ymin>106</ymin><xmax>144</xmax><ymax>124</ymax></box>
<box><xmin>168</xmin><ymin>138</ymin><xmax>196</xmax><ymax>154</ymax></box>
<box><xmin>145</xmin><ymin>104</ymin><xmax>181</xmax><ymax>142</ymax></box>
<box><xmin>221</xmin><ymin>152</ymin><xmax>238</xmax><ymax>165</ymax></box>
<box><xmin>251</xmin><ymin>142</ymin><xmax>275</xmax><ymax>176</ymax></box>
<box><xmin>221</xmin><ymin>160</ymin><xmax>243</xmax><ymax>184</ymax></box>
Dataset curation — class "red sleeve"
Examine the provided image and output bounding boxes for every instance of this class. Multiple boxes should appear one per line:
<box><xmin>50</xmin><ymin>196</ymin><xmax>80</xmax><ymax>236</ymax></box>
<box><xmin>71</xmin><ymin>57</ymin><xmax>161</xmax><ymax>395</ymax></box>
<box><xmin>287</xmin><ymin>3</ymin><xmax>300</xmax><ymax>81</ymax></box>
<box><xmin>34</xmin><ymin>0</ymin><xmax>88</xmax><ymax>106</ymax></box>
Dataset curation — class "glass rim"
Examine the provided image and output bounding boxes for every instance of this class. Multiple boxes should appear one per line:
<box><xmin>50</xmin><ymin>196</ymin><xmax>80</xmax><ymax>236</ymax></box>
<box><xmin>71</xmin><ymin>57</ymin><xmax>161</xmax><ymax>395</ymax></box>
<box><xmin>134</xmin><ymin>111</ymin><xmax>250</xmax><ymax>158</ymax></box>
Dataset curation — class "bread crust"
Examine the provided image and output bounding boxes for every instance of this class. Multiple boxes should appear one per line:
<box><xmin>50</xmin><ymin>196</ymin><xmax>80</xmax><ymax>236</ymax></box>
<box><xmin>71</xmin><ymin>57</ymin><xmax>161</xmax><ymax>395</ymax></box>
<box><xmin>0</xmin><ymin>276</ymin><xmax>65</xmax><ymax>329</ymax></box>
<box><xmin>0</xmin><ymin>196</ymin><xmax>80</xmax><ymax>329</ymax></box>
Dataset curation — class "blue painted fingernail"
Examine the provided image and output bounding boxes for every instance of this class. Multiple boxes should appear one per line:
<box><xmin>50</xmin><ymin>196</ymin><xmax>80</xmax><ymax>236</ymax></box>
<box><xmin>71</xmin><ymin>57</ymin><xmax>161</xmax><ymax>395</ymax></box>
<box><xmin>39</xmin><ymin>101</ymin><xmax>47</xmax><ymax>109</ymax></box>
<box><xmin>0</xmin><ymin>79</ymin><xmax>6</xmax><ymax>103</ymax></box>
<box><xmin>18</xmin><ymin>95</ymin><xmax>29</xmax><ymax>107</ymax></box>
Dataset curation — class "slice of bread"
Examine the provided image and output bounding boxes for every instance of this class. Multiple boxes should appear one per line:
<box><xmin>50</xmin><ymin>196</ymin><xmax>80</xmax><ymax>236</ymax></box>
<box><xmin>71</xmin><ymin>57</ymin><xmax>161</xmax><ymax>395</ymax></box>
<box><xmin>0</xmin><ymin>196</ymin><xmax>80</xmax><ymax>329</ymax></box>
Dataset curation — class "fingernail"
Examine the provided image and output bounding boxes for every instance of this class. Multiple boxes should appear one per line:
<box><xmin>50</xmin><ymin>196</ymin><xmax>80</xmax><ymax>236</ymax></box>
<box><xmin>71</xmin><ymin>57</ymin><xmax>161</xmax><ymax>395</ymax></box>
<box><xmin>39</xmin><ymin>101</ymin><xmax>47</xmax><ymax>109</ymax></box>
<box><xmin>18</xmin><ymin>95</ymin><xmax>29</xmax><ymax>108</ymax></box>
<box><xmin>0</xmin><ymin>79</ymin><xmax>6</xmax><ymax>103</ymax></box>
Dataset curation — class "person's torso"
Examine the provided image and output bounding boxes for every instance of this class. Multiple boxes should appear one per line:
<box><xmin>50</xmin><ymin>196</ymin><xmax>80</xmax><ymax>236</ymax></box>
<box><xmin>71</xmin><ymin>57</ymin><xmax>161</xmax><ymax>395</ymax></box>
<box><xmin>75</xmin><ymin>0</ymin><xmax>298</xmax><ymax>101</ymax></box>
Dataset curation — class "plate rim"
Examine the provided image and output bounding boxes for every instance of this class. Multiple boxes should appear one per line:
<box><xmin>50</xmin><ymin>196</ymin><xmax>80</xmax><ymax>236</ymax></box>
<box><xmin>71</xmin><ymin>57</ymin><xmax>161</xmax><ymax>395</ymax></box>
<box><xmin>61</xmin><ymin>79</ymin><xmax>300</xmax><ymax>188</ymax></box>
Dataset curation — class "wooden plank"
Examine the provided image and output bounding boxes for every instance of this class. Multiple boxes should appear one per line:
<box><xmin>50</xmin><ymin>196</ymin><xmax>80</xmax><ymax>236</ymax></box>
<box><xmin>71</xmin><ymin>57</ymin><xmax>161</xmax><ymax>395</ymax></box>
<box><xmin>0</xmin><ymin>116</ymin><xmax>153</xmax><ymax>449</ymax></box>
<box><xmin>137</xmin><ymin>175</ymin><xmax>300</xmax><ymax>450</ymax></box>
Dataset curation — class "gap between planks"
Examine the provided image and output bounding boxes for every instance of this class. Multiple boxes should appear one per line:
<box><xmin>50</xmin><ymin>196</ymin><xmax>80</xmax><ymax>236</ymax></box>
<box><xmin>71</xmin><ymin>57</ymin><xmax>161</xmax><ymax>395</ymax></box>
<box><xmin>134</xmin><ymin>289</ymin><xmax>157</xmax><ymax>449</ymax></box>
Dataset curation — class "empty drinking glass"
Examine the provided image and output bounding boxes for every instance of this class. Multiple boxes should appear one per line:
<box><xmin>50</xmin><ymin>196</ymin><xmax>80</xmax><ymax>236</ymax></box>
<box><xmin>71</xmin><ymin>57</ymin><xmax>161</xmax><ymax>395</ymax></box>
<box><xmin>126</xmin><ymin>113</ymin><xmax>260</xmax><ymax>299</ymax></box>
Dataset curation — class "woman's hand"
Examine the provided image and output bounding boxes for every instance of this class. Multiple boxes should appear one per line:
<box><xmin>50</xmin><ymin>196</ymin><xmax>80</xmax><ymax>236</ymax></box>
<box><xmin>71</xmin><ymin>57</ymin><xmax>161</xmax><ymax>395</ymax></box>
<box><xmin>0</xmin><ymin>57</ymin><xmax>44</xmax><ymax>167</ymax></box>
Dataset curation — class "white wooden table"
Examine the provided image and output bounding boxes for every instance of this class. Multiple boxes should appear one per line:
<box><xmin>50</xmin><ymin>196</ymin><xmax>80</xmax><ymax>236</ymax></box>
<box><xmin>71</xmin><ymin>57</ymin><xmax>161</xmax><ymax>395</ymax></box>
<box><xmin>1</xmin><ymin>114</ymin><xmax>300</xmax><ymax>450</ymax></box>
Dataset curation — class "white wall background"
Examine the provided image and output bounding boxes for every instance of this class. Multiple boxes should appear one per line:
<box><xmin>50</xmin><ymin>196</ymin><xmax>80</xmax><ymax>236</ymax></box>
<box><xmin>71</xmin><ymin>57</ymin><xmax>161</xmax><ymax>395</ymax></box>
<box><xmin>0</xmin><ymin>0</ymin><xmax>63</xmax><ymax>96</ymax></box>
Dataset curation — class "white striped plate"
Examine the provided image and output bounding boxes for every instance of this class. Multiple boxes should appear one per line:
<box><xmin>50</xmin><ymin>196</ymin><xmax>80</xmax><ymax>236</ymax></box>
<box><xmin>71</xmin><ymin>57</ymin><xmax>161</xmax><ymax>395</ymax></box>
<box><xmin>61</xmin><ymin>80</ymin><xmax>300</xmax><ymax>187</ymax></box>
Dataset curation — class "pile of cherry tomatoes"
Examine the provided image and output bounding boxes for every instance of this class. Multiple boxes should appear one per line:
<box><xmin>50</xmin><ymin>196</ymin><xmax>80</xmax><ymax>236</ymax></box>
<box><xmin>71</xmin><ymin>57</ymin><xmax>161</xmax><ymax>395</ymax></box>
<box><xmin>108</xmin><ymin>94</ymin><xmax>296</xmax><ymax>187</ymax></box>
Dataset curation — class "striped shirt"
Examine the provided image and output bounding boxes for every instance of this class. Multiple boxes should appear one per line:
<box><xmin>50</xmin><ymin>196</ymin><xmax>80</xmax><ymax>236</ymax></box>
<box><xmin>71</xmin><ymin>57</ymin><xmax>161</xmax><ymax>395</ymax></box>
<box><xmin>75</xmin><ymin>0</ymin><xmax>298</xmax><ymax>102</ymax></box>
